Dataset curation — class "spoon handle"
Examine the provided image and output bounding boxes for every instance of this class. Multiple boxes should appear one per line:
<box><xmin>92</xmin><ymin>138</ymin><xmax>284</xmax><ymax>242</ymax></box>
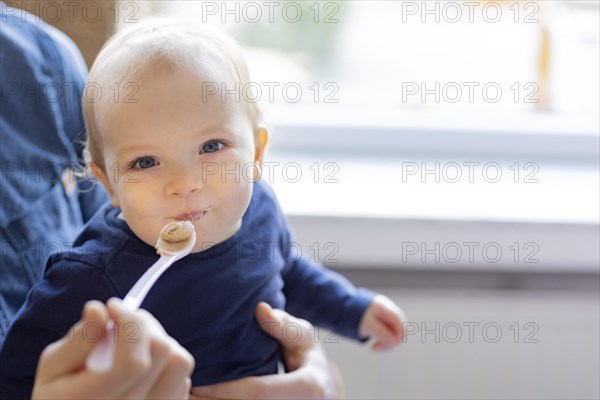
<box><xmin>85</xmin><ymin>321</ymin><xmax>117</xmax><ymax>373</ymax></box>
<box><xmin>86</xmin><ymin>254</ymin><xmax>176</xmax><ymax>373</ymax></box>
<box><xmin>123</xmin><ymin>254</ymin><xmax>176</xmax><ymax>310</ymax></box>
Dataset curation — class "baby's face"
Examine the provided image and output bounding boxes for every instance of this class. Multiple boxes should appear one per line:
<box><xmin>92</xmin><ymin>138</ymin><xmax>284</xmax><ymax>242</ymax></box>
<box><xmin>96</xmin><ymin>67</ymin><xmax>264</xmax><ymax>253</ymax></box>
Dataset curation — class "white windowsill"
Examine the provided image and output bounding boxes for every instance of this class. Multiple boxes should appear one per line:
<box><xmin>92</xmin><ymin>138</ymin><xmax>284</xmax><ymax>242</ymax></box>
<box><xmin>263</xmin><ymin>105</ymin><xmax>600</xmax><ymax>160</ymax></box>
<box><xmin>264</xmin><ymin>111</ymin><xmax>600</xmax><ymax>274</ymax></box>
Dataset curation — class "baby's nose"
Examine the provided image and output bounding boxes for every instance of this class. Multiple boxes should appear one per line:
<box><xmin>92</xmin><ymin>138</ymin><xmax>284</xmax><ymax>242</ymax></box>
<box><xmin>166</xmin><ymin>168</ymin><xmax>204</xmax><ymax>197</ymax></box>
<box><xmin>171</xmin><ymin>186</ymin><xmax>201</xmax><ymax>197</ymax></box>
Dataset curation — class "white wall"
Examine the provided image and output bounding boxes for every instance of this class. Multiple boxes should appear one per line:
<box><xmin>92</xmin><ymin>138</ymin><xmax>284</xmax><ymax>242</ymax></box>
<box><xmin>322</xmin><ymin>286</ymin><xmax>599</xmax><ymax>399</ymax></box>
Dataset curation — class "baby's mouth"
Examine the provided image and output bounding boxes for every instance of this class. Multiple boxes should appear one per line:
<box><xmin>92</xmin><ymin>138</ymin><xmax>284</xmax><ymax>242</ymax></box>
<box><xmin>190</xmin><ymin>212</ymin><xmax>204</xmax><ymax>221</ymax></box>
<box><xmin>174</xmin><ymin>207</ymin><xmax>213</xmax><ymax>222</ymax></box>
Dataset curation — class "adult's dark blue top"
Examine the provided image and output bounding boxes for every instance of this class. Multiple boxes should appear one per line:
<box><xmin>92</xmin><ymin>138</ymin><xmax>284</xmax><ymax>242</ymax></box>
<box><xmin>0</xmin><ymin>179</ymin><xmax>375</xmax><ymax>398</ymax></box>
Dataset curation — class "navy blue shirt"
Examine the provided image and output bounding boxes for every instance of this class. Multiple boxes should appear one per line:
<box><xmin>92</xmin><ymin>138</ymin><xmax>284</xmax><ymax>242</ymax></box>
<box><xmin>0</xmin><ymin>3</ymin><xmax>108</xmax><ymax>343</ymax></box>
<box><xmin>0</xmin><ymin>180</ymin><xmax>374</xmax><ymax>398</ymax></box>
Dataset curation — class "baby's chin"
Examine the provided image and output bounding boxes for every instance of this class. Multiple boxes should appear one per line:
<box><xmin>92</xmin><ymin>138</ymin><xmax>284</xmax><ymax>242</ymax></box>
<box><xmin>188</xmin><ymin>219</ymin><xmax>243</xmax><ymax>254</ymax></box>
<box><xmin>190</xmin><ymin>241</ymin><xmax>214</xmax><ymax>254</ymax></box>
<box><xmin>189</xmin><ymin>237</ymin><xmax>228</xmax><ymax>254</ymax></box>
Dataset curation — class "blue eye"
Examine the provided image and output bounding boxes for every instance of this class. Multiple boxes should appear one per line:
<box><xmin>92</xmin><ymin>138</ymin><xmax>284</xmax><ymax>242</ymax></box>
<box><xmin>202</xmin><ymin>141</ymin><xmax>224</xmax><ymax>153</ymax></box>
<box><xmin>133</xmin><ymin>157</ymin><xmax>157</xmax><ymax>169</ymax></box>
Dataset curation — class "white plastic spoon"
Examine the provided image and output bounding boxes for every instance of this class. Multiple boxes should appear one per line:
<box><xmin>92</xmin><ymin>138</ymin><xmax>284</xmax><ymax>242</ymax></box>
<box><xmin>86</xmin><ymin>221</ymin><xmax>196</xmax><ymax>373</ymax></box>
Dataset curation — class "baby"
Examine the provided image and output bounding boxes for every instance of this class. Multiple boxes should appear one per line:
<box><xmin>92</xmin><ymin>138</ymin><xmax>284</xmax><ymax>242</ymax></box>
<box><xmin>0</xmin><ymin>20</ymin><xmax>405</xmax><ymax>395</ymax></box>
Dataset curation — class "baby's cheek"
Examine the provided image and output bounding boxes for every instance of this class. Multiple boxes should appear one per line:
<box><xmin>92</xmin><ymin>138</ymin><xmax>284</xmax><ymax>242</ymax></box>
<box><xmin>120</xmin><ymin>191</ymin><xmax>163</xmax><ymax>242</ymax></box>
<box><xmin>119</xmin><ymin>176</ymin><xmax>163</xmax><ymax>205</ymax></box>
<box><xmin>127</xmin><ymin>216</ymin><xmax>161</xmax><ymax>249</ymax></box>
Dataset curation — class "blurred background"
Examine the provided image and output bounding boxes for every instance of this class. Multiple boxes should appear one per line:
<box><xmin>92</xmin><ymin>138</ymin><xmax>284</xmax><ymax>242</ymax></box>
<box><xmin>7</xmin><ymin>1</ymin><xmax>598</xmax><ymax>398</ymax></box>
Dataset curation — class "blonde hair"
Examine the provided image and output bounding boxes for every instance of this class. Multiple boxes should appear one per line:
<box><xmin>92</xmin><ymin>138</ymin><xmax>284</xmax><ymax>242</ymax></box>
<box><xmin>82</xmin><ymin>19</ymin><xmax>262</xmax><ymax>170</ymax></box>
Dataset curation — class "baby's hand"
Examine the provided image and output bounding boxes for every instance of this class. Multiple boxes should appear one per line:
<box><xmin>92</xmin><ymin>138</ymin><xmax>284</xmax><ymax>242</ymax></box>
<box><xmin>358</xmin><ymin>294</ymin><xmax>407</xmax><ymax>351</ymax></box>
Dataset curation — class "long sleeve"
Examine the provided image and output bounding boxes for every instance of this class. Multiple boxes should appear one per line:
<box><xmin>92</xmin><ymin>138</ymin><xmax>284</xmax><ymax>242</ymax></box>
<box><xmin>0</xmin><ymin>259</ymin><xmax>118</xmax><ymax>400</ymax></box>
<box><xmin>280</xmin><ymin>228</ymin><xmax>375</xmax><ymax>341</ymax></box>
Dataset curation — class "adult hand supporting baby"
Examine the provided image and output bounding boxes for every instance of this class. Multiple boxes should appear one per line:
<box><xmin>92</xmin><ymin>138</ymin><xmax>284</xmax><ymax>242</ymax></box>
<box><xmin>190</xmin><ymin>302</ymin><xmax>344</xmax><ymax>400</ymax></box>
<box><xmin>32</xmin><ymin>299</ymin><xmax>195</xmax><ymax>400</ymax></box>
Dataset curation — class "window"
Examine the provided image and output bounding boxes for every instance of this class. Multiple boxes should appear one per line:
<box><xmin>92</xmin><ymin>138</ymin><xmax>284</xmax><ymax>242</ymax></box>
<box><xmin>120</xmin><ymin>1</ymin><xmax>599</xmax><ymax>137</ymax></box>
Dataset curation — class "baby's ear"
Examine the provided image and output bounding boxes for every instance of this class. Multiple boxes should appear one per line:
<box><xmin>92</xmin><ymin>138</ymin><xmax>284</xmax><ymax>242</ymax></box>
<box><xmin>254</xmin><ymin>126</ymin><xmax>269</xmax><ymax>167</ymax></box>
<box><xmin>90</xmin><ymin>163</ymin><xmax>119</xmax><ymax>207</ymax></box>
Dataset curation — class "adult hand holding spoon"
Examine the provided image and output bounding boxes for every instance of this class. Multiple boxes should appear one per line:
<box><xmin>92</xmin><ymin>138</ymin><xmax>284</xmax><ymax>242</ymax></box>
<box><xmin>86</xmin><ymin>221</ymin><xmax>196</xmax><ymax>373</ymax></box>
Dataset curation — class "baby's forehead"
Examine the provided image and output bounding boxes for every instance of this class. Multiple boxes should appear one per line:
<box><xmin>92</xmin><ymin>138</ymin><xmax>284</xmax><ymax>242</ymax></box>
<box><xmin>99</xmin><ymin>65</ymin><xmax>254</xmax><ymax>136</ymax></box>
<box><xmin>103</xmin><ymin>58</ymin><xmax>241</xmax><ymax>106</ymax></box>
<box><xmin>90</xmin><ymin>29</ymin><xmax>259</xmax><ymax>125</ymax></box>
<box><xmin>133</xmin><ymin>54</ymin><xmax>239</xmax><ymax>87</ymax></box>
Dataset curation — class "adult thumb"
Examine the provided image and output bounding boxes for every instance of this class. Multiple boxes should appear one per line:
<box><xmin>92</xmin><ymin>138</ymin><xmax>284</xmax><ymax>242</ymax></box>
<box><xmin>255</xmin><ymin>302</ymin><xmax>314</xmax><ymax>349</ymax></box>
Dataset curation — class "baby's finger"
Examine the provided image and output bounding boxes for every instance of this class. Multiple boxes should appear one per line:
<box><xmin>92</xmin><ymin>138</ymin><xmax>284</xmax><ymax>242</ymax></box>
<box><xmin>377</xmin><ymin>303</ymin><xmax>407</xmax><ymax>342</ymax></box>
<box><xmin>372</xmin><ymin>339</ymin><xmax>394</xmax><ymax>351</ymax></box>
<box><xmin>369</xmin><ymin>319</ymin><xmax>398</xmax><ymax>351</ymax></box>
